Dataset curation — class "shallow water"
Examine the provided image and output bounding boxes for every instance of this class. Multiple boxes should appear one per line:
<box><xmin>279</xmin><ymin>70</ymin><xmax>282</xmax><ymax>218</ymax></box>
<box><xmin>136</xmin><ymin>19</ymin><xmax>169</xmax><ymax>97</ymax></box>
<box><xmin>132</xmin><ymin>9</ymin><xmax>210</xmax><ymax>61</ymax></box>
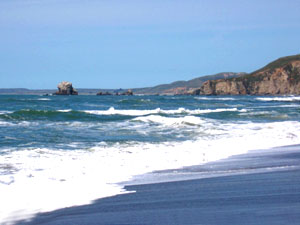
<box><xmin>0</xmin><ymin>95</ymin><xmax>300</xmax><ymax>224</ymax></box>
<box><xmin>17</xmin><ymin>145</ymin><xmax>300</xmax><ymax>225</ymax></box>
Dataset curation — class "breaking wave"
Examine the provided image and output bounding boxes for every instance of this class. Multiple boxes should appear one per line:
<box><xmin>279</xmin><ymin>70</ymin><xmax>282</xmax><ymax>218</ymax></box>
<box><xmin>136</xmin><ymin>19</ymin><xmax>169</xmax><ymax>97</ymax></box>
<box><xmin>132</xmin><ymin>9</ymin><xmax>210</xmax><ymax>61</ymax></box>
<box><xmin>84</xmin><ymin>107</ymin><xmax>243</xmax><ymax>116</ymax></box>
<box><xmin>256</xmin><ymin>96</ymin><xmax>300</xmax><ymax>102</ymax></box>
<box><xmin>1</xmin><ymin>119</ymin><xmax>300</xmax><ymax>223</ymax></box>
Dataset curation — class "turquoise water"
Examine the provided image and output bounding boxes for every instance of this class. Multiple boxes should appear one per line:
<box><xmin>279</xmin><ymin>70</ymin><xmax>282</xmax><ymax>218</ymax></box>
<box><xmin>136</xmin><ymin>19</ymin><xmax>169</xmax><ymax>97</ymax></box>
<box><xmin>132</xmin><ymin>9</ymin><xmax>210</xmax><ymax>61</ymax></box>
<box><xmin>1</xmin><ymin>95</ymin><xmax>299</xmax><ymax>150</ymax></box>
<box><xmin>1</xmin><ymin>95</ymin><xmax>300</xmax><ymax>223</ymax></box>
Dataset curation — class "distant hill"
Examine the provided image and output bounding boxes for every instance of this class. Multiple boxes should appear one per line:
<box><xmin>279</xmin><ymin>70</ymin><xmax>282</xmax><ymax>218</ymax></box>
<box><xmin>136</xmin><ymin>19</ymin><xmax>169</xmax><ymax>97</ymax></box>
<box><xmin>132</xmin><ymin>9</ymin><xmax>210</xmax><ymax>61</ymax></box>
<box><xmin>0</xmin><ymin>88</ymin><xmax>104</xmax><ymax>95</ymax></box>
<box><xmin>0</xmin><ymin>88</ymin><xmax>56</xmax><ymax>95</ymax></box>
<box><xmin>196</xmin><ymin>54</ymin><xmax>300</xmax><ymax>95</ymax></box>
<box><xmin>133</xmin><ymin>72</ymin><xmax>245</xmax><ymax>95</ymax></box>
<box><xmin>2</xmin><ymin>54</ymin><xmax>299</xmax><ymax>96</ymax></box>
<box><xmin>0</xmin><ymin>73</ymin><xmax>244</xmax><ymax>95</ymax></box>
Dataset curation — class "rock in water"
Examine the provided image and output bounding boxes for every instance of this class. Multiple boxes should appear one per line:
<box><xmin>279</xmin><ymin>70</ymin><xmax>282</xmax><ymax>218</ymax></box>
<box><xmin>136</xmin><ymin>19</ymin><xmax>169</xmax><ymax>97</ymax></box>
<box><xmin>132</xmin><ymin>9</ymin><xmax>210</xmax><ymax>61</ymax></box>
<box><xmin>55</xmin><ymin>81</ymin><xmax>78</xmax><ymax>95</ymax></box>
<box><xmin>121</xmin><ymin>89</ymin><xmax>133</xmax><ymax>96</ymax></box>
<box><xmin>96</xmin><ymin>91</ymin><xmax>112</xmax><ymax>96</ymax></box>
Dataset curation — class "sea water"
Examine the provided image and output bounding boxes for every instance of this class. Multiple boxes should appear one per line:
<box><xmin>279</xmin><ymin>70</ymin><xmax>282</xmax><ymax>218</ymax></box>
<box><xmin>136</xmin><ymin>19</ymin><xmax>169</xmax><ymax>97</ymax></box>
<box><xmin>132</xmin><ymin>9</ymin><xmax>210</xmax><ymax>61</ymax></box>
<box><xmin>0</xmin><ymin>95</ymin><xmax>300</xmax><ymax>224</ymax></box>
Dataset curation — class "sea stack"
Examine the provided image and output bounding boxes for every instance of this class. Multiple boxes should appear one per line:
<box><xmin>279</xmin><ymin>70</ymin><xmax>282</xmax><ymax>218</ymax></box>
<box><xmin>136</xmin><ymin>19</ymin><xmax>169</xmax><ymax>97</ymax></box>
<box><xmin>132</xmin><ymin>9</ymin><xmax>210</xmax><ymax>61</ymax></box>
<box><xmin>121</xmin><ymin>89</ymin><xmax>133</xmax><ymax>96</ymax></box>
<box><xmin>54</xmin><ymin>81</ymin><xmax>78</xmax><ymax>95</ymax></box>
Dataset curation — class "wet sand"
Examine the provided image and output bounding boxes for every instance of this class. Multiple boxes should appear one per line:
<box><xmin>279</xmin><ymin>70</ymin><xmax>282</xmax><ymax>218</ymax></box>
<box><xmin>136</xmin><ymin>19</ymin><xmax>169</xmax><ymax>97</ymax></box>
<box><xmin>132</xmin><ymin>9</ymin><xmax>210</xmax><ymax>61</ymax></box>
<box><xmin>16</xmin><ymin>145</ymin><xmax>300</xmax><ymax>225</ymax></box>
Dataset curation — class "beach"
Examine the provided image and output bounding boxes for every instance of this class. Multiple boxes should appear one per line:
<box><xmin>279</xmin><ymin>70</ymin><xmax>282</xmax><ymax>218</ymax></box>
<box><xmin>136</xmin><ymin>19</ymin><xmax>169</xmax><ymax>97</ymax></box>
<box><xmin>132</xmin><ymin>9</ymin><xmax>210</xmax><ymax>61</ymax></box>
<box><xmin>2</xmin><ymin>1</ymin><xmax>300</xmax><ymax>223</ymax></box>
<box><xmin>16</xmin><ymin>144</ymin><xmax>300</xmax><ymax>225</ymax></box>
<box><xmin>1</xmin><ymin>95</ymin><xmax>300</xmax><ymax>224</ymax></box>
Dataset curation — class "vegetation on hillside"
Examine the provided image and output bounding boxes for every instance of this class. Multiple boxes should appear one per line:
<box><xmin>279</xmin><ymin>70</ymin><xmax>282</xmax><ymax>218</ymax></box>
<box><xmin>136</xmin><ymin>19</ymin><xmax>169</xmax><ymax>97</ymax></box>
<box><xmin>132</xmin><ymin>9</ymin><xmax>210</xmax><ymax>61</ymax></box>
<box><xmin>133</xmin><ymin>72</ymin><xmax>243</xmax><ymax>94</ymax></box>
<box><xmin>251</xmin><ymin>54</ymin><xmax>300</xmax><ymax>74</ymax></box>
<box><xmin>228</xmin><ymin>54</ymin><xmax>300</xmax><ymax>89</ymax></box>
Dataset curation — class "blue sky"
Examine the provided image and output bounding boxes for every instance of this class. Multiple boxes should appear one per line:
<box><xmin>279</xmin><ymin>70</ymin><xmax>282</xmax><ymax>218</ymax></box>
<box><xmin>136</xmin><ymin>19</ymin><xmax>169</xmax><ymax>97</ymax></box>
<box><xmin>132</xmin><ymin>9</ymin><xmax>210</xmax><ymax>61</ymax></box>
<box><xmin>0</xmin><ymin>0</ymin><xmax>300</xmax><ymax>89</ymax></box>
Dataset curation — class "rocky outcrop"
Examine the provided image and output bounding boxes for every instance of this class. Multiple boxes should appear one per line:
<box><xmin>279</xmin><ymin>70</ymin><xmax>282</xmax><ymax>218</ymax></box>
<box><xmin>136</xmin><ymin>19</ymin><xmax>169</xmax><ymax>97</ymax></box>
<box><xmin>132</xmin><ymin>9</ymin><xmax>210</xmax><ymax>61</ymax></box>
<box><xmin>162</xmin><ymin>87</ymin><xmax>189</xmax><ymax>95</ymax></box>
<box><xmin>195</xmin><ymin>80</ymin><xmax>247</xmax><ymax>95</ymax></box>
<box><xmin>196</xmin><ymin>55</ymin><xmax>300</xmax><ymax>95</ymax></box>
<box><xmin>133</xmin><ymin>72</ymin><xmax>244</xmax><ymax>95</ymax></box>
<box><xmin>96</xmin><ymin>91</ymin><xmax>112</xmax><ymax>96</ymax></box>
<box><xmin>54</xmin><ymin>81</ymin><xmax>78</xmax><ymax>95</ymax></box>
<box><xmin>120</xmin><ymin>89</ymin><xmax>133</xmax><ymax>96</ymax></box>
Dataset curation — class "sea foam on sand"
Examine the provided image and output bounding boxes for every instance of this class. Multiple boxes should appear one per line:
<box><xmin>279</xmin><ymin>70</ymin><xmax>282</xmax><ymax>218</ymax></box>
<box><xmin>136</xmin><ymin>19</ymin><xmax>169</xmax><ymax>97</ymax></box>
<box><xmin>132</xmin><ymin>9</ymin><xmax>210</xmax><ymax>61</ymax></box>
<box><xmin>1</xmin><ymin>120</ymin><xmax>300</xmax><ymax>224</ymax></box>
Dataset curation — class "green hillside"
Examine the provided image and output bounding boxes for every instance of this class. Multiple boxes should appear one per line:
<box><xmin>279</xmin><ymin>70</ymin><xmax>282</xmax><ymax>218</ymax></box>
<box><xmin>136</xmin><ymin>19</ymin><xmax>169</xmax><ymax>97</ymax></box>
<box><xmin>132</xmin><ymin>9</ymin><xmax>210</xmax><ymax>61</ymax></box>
<box><xmin>233</xmin><ymin>54</ymin><xmax>300</xmax><ymax>84</ymax></box>
<box><xmin>134</xmin><ymin>72</ymin><xmax>244</xmax><ymax>94</ymax></box>
<box><xmin>251</xmin><ymin>54</ymin><xmax>300</xmax><ymax>74</ymax></box>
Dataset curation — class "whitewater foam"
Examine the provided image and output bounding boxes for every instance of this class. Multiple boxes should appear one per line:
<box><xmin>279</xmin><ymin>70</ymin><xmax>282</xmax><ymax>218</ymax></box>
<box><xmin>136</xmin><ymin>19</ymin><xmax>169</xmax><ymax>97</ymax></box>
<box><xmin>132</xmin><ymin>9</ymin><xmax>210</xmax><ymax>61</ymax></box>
<box><xmin>57</xmin><ymin>109</ymin><xmax>72</xmax><ymax>112</ymax></box>
<box><xmin>0</xmin><ymin>111</ymin><xmax>12</xmax><ymax>115</ymax></box>
<box><xmin>132</xmin><ymin>115</ymin><xmax>206</xmax><ymax>126</ymax></box>
<box><xmin>0</xmin><ymin>121</ymin><xmax>14</xmax><ymax>127</ymax></box>
<box><xmin>256</xmin><ymin>96</ymin><xmax>300</xmax><ymax>102</ymax></box>
<box><xmin>84</xmin><ymin>107</ymin><xmax>242</xmax><ymax>116</ymax></box>
<box><xmin>1</xmin><ymin>119</ymin><xmax>300</xmax><ymax>224</ymax></box>
<box><xmin>37</xmin><ymin>98</ymin><xmax>51</xmax><ymax>101</ymax></box>
<box><xmin>84</xmin><ymin>107</ymin><xmax>161</xmax><ymax>116</ymax></box>
<box><xmin>195</xmin><ymin>97</ymin><xmax>236</xmax><ymax>101</ymax></box>
<box><xmin>0</xmin><ymin>121</ymin><xmax>39</xmax><ymax>127</ymax></box>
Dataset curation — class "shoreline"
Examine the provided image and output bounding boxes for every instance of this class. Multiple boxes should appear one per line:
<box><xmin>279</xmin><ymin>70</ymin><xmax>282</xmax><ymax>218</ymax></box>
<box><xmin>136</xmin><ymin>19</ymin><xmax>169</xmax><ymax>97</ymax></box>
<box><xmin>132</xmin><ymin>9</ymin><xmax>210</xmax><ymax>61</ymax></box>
<box><xmin>15</xmin><ymin>144</ymin><xmax>300</xmax><ymax>225</ymax></box>
<box><xmin>122</xmin><ymin>144</ymin><xmax>300</xmax><ymax>186</ymax></box>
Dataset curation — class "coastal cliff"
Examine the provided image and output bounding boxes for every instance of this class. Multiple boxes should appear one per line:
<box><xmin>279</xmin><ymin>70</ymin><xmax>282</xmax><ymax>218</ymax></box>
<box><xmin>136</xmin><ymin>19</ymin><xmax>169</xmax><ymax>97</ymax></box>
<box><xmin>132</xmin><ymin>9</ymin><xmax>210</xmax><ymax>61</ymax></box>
<box><xmin>133</xmin><ymin>72</ymin><xmax>244</xmax><ymax>95</ymax></box>
<box><xmin>195</xmin><ymin>54</ymin><xmax>300</xmax><ymax>95</ymax></box>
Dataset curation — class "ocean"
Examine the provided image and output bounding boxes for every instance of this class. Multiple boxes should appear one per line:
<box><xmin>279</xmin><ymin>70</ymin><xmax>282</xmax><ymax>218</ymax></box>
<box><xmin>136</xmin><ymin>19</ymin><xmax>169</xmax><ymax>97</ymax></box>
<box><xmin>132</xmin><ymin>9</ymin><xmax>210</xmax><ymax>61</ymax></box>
<box><xmin>1</xmin><ymin>95</ymin><xmax>300</xmax><ymax>224</ymax></box>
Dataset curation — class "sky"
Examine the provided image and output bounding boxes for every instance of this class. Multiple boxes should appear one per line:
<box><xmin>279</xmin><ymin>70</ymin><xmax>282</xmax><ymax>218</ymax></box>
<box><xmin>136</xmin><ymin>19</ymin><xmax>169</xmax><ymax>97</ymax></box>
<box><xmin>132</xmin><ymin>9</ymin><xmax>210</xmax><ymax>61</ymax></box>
<box><xmin>0</xmin><ymin>0</ymin><xmax>300</xmax><ymax>89</ymax></box>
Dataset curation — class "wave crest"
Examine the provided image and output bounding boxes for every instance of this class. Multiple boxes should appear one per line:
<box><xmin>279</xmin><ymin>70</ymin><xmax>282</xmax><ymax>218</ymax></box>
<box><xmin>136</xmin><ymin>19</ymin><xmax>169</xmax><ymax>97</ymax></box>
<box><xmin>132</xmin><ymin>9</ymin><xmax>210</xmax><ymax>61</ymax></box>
<box><xmin>132</xmin><ymin>115</ymin><xmax>206</xmax><ymax>126</ymax></box>
<box><xmin>256</xmin><ymin>96</ymin><xmax>300</xmax><ymax>102</ymax></box>
<box><xmin>84</xmin><ymin>107</ymin><xmax>241</xmax><ymax>116</ymax></box>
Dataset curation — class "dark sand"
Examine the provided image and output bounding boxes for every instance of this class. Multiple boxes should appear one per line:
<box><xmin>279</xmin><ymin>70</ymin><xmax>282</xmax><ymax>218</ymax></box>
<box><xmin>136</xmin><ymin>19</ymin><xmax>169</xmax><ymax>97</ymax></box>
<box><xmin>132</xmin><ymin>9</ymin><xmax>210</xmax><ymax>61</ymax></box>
<box><xmin>17</xmin><ymin>145</ymin><xmax>300</xmax><ymax>225</ymax></box>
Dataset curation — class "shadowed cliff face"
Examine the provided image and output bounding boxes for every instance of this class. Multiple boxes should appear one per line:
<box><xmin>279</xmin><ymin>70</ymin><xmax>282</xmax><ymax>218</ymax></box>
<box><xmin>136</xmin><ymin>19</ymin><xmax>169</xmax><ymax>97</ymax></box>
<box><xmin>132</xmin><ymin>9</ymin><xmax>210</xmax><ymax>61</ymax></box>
<box><xmin>196</xmin><ymin>57</ymin><xmax>300</xmax><ymax>95</ymax></box>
